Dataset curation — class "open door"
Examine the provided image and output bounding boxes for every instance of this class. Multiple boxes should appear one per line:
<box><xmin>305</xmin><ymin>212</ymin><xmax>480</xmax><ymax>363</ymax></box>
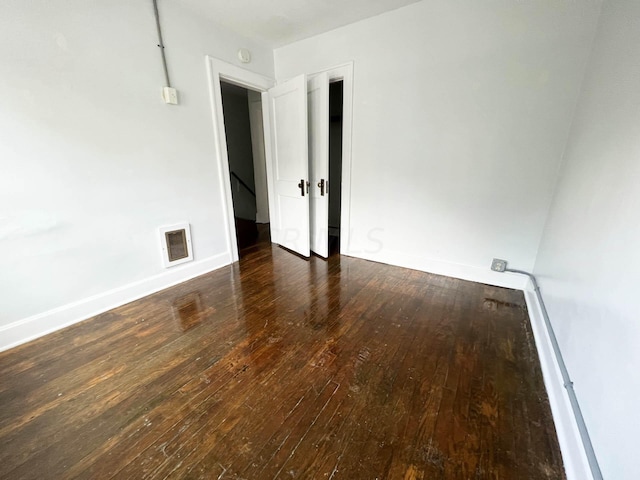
<box><xmin>263</xmin><ymin>74</ymin><xmax>310</xmax><ymax>257</ymax></box>
<box><xmin>307</xmin><ymin>73</ymin><xmax>330</xmax><ymax>258</ymax></box>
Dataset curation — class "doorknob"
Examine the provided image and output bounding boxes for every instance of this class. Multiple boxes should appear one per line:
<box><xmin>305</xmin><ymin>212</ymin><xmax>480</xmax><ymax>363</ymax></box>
<box><xmin>317</xmin><ymin>179</ymin><xmax>325</xmax><ymax>196</ymax></box>
<box><xmin>298</xmin><ymin>179</ymin><xmax>305</xmax><ymax>196</ymax></box>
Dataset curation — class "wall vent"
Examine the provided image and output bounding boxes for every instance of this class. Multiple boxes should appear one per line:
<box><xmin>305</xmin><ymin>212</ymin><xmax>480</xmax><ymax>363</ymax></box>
<box><xmin>159</xmin><ymin>223</ymin><xmax>193</xmax><ymax>268</ymax></box>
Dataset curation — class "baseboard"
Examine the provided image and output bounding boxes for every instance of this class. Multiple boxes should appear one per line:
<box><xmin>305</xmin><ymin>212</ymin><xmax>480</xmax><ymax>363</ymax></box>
<box><xmin>345</xmin><ymin>249</ymin><xmax>529</xmax><ymax>290</ymax></box>
<box><xmin>0</xmin><ymin>252</ymin><xmax>232</xmax><ymax>353</ymax></box>
<box><xmin>523</xmin><ymin>290</ymin><xmax>594</xmax><ymax>480</ymax></box>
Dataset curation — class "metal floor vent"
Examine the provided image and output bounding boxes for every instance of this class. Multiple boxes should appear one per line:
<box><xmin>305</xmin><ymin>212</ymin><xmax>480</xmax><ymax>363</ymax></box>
<box><xmin>159</xmin><ymin>223</ymin><xmax>193</xmax><ymax>268</ymax></box>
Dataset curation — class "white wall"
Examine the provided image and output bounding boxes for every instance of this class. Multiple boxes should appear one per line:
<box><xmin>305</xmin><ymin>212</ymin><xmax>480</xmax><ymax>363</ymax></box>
<box><xmin>533</xmin><ymin>1</ymin><xmax>640</xmax><ymax>478</ymax></box>
<box><xmin>274</xmin><ymin>0</ymin><xmax>601</xmax><ymax>287</ymax></box>
<box><xmin>0</xmin><ymin>0</ymin><xmax>272</xmax><ymax>337</ymax></box>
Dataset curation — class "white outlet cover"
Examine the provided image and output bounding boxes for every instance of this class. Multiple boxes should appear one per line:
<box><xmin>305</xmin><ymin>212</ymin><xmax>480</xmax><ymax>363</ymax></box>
<box><xmin>162</xmin><ymin>86</ymin><xmax>179</xmax><ymax>105</ymax></box>
<box><xmin>491</xmin><ymin>258</ymin><xmax>507</xmax><ymax>272</ymax></box>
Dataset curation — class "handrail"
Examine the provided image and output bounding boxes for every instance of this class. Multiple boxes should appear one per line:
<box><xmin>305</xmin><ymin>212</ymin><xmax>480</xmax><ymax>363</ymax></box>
<box><xmin>230</xmin><ymin>171</ymin><xmax>255</xmax><ymax>197</ymax></box>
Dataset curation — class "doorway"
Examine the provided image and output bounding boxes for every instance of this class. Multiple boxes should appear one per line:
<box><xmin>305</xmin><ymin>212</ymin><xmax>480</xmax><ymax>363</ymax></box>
<box><xmin>206</xmin><ymin>56</ymin><xmax>353</xmax><ymax>264</ymax></box>
<box><xmin>219</xmin><ymin>80</ymin><xmax>270</xmax><ymax>256</ymax></box>
<box><xmin>328</xmin><ymin>80</ymin><xmax>343</xmax><ymax>256</ymax></box>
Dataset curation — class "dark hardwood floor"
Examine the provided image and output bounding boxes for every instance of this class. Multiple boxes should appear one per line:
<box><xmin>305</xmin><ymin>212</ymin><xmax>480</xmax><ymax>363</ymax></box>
<box><xmin>0</xmin><ymin>242</ymin><xmax>565</xmax><ymax>479</ymax></box>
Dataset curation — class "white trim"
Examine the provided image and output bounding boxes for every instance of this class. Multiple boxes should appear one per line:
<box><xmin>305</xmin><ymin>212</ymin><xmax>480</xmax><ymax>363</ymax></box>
<box><xmin>261</xmin><ymin>90</ymin><xmax>277</xmax><ymax>241</ymax></box>
<box><xmin>349</xmin><ymin>248</ymin><xmax>529</xmax><ymax>290</ymax></box>
<box><xmin>0</xmin><ymin>252</ymin><xmax>231</xmax><ymax>353</ymax></box>
<box><xmin>524</xmin><ymin>290</ymin><xmax>594</xmax><ymax>480</ymax></box>
<box><xmin>205</xmin><ymin>56</ymin><xmax>276</xmax><ymax>263</ymax></box>
<box><xmin>310</xmin><ymin>62</ymin><xmax>354</xmax><ymax>256</ymax></box>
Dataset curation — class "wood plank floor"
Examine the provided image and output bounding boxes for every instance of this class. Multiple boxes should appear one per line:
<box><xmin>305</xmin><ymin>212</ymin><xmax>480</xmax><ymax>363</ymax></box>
<box><xmin>0</xmin><ymin>242</ymin><xmax>565</xmax><ymax>479</ymax></box>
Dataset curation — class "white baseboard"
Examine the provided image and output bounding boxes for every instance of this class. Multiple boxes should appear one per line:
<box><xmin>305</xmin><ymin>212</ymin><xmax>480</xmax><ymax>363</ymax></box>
<box><xmin>346</xmin><ymin>249</ymin><xmax>529</xmax><ymax>290</ymax></box>
<box><xmin>524</xmin><ymin>290</ymin><xmax>594</xmax><ymax>480</ymax></box>
<box><xmin>0</xmin><ymin>252</ymin><xmax>232</xmax><ymax>353</ymax></box>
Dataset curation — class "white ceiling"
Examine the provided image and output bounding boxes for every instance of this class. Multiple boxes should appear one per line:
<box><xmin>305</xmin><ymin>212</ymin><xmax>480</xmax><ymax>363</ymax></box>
<box><xmin>178</xmin><ymin>0</ymin><xmax>422</xmax><ymax>48</ymax></box>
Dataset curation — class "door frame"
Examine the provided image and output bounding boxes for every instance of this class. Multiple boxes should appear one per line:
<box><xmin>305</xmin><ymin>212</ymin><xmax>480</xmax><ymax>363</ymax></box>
<box><xmin>307</xmin><ymin>63</ymin><xmax>354</xmax><ymax>256</ymax></box>
<box><xmin>205</xmin><ymin>56</ymin><xmax>275</xmax><ymax>262</ymax></box>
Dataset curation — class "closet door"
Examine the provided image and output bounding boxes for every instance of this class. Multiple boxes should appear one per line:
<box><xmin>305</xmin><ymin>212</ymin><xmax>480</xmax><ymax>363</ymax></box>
<box><xmin>307</xmin><ymin>73</ymin><xmax>330</xmax><ymax>258</ymax></box>
<box><xmin>263</xmin><ymin>74</ymin><xmax>310</xmax><ymax>257</ymax></box>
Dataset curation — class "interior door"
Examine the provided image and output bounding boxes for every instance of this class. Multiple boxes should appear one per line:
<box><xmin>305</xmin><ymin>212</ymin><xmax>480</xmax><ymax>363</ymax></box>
<box><xmin>263</xmin><ymin>74</ymin><xmax>310</xmax><ymax>257</ymax></box>
<box><xmin>307</xmin><ymin>73</ymin><xmax>330</xmax><ymax>258</ymax></box>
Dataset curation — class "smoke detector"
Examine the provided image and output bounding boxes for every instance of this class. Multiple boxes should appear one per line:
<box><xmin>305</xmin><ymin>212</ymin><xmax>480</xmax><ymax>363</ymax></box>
<box><xmin>237</xmin><ymin>48</ymin><xmax>251</xmax><ymax>63</ymax></box>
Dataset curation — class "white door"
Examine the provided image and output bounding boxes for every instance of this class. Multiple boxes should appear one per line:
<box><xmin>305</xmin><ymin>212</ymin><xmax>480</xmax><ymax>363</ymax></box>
<box><xmin>263</xmin><ymin>74</ymin><xmax>310</xmax><ymax>257</ymax></box>
<box><xmin>307</xmin><ymin>73</ymin><xmax>330</xmax><ymax>258</ymax></box>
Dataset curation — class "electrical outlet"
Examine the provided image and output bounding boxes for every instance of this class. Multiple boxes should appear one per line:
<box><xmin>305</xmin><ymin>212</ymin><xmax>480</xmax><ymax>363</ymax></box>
<box><xmin>491</xmin><ymin>258</ymin><xmax>507</xmax><ymax>272</ymax></box>
<box><xmin>162</xmin><ymin>86</ymin><xmax>179</xmax><ymax>105</ymax></box>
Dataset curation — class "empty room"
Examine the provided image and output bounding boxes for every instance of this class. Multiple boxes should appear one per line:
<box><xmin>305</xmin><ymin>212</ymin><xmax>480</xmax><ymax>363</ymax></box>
<box><xmin>1</xmin><ymin>1</ymin><xmax>637</xmax><ymax>479</ymax></box>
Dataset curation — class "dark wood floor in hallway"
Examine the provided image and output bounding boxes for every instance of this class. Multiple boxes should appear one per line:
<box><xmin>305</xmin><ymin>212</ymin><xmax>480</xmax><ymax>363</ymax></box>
<box><xmin>0</xmin><ymin>243</ymin><xmax>565</xmax><ymax>479</ymax></box>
